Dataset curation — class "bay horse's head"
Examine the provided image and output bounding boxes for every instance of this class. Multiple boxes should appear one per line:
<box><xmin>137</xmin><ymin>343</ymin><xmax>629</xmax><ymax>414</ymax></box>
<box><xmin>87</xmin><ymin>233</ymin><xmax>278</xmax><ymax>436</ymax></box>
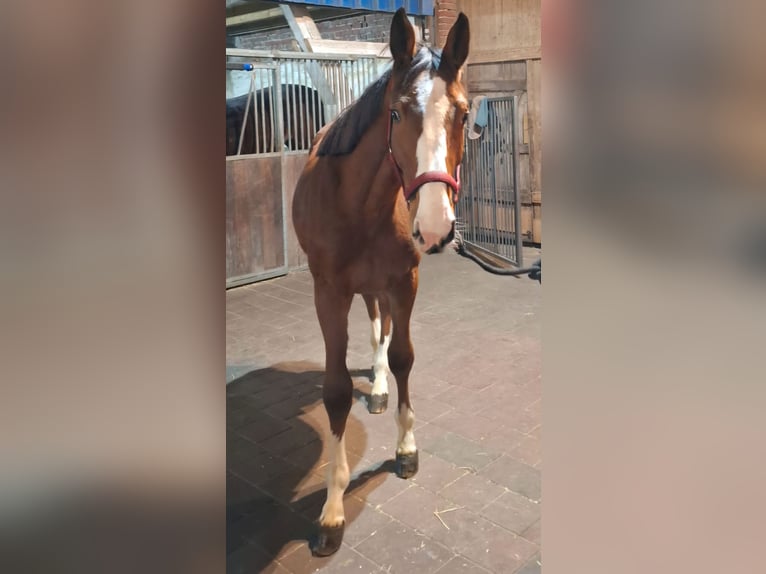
<box><xmin>387</xmin><ymin>9</ymin><xmax>470</xmax><ymax>254</ymax></box>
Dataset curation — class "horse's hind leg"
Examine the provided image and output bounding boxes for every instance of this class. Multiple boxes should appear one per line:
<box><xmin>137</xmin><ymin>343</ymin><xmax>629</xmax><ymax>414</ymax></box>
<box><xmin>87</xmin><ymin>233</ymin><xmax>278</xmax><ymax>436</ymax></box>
<box><xmin>387</xmin><ymin>269</ymin><xmax>419</xmax><ymax>479</ymax></box>
<box><xmin>362</xmin><ymin>294</ymin><xmax>391</xmax><ymax>414</ymax></box>
<box><xmin>312</xmin><ymin>280</ymin><xmax>353</xmax><ymax>557</ymax></box>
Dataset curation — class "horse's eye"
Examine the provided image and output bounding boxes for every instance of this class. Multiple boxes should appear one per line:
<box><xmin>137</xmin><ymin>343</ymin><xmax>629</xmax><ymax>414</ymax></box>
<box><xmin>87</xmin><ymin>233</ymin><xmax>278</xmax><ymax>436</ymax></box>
<box><xmin>391</xmin><ymin>109</ymin><xmax>401</xmax><ymax>122</ymax></box>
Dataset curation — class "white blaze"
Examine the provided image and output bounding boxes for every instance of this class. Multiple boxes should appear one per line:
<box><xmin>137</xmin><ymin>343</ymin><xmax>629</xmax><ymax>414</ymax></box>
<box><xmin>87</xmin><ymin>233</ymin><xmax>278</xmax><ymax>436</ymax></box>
<box><xmin>413</xmin><ymin>75</ymin><xmax>455</xmax><ymax>249</ymax></box>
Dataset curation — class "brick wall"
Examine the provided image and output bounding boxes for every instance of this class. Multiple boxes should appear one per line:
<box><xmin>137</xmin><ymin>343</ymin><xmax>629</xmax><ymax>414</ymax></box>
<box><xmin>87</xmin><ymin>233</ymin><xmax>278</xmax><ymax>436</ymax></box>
<box><xmin>237</xmin><ymin>26</ymin><xmax>298</xmax><ymax>51</ymax></box>
<box><xmin>434</xmin><ymin>0</ymin><xmax>457</xmax><ymax>44</ymax></box>
<box><xmin>236</xmin><ymin>12</ymin><xmax>425</xmax><ymax>51</ymax></box>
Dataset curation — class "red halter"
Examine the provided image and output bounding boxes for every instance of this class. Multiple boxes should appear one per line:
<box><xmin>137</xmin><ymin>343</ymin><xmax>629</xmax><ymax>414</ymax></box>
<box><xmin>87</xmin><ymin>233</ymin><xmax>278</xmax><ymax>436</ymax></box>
<box><xmin>386</xmin><ymin>110</ymin><xmax>461</xmax><ymax>205</ymax></box>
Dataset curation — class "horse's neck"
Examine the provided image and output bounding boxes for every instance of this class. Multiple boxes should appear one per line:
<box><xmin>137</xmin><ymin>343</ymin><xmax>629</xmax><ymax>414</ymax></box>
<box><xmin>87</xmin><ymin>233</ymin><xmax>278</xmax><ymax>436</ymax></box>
<box><xmin>342</xmin><ymin>115</ymin><xmax>401</xmax><ymax>216</ymax></box>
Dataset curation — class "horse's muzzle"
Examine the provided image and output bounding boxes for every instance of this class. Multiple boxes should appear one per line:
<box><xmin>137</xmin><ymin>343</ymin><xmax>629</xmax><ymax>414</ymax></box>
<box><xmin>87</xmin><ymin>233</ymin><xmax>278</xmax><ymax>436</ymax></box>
<box><xmin>415</xmin><ymin>221</ymin><xmax>455</xmax><ymax>254</ymax></box>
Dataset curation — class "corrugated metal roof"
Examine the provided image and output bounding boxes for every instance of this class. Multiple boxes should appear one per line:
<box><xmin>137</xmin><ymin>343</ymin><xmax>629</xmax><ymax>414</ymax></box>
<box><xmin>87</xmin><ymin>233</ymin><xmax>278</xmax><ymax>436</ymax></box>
<box><xmin>282</xmin><ymin>0</ymin><xmax>433</xmax><ymax>16</ymax></box>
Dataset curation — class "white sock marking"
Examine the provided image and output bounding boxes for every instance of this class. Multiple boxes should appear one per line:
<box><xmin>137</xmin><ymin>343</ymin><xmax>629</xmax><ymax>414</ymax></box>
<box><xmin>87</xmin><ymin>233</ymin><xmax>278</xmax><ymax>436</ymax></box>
<box><xmin>320</xmin><ymin>433</ymin><xmax>349</xmax><ymax>527</ymax></box>
<box><xmin>370</xmin><ymin>316</ymin><xmax>381</xmax><ymax>352</ymax></box>
<box><xmin>371</xmin><ymin>333</ymin><xmax>390</xmax><ymax>397</ymax></box>
<box><xmin>396</xmin><ymin>405</ymin><xmax>417</xmax><ymax>455</ymax></box>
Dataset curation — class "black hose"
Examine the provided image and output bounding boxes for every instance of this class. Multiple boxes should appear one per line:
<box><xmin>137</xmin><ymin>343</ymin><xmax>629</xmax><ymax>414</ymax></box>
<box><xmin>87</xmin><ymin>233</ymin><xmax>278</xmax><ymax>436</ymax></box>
<box><xmin>453</xmin><ymin>234</ymin><xmax>541</xmax><ymax>282</ymax></box>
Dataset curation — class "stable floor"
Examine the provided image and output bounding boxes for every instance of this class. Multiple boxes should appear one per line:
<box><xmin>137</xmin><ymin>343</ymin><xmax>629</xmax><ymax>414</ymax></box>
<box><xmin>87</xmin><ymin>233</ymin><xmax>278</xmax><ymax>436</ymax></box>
<box><xmin>227</xmin><ymin>248</ymin><xmax>541</xmax><ymax>574</ymax></box>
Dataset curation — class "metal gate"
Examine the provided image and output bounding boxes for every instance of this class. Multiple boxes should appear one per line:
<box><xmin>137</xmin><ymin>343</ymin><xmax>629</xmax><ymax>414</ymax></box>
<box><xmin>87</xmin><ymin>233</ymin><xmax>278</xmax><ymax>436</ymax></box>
<box><xmin>457</xmin><ymin>96</ymin><xmax>524</xmax><ymax>266</ymax></box>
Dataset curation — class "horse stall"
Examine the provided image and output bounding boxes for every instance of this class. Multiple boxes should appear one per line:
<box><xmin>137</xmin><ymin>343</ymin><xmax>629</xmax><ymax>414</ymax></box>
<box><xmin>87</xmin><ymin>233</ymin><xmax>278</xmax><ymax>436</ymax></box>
<box><xmin>225</xmin><ymin>50</ymin><xmax>390</xmax><ymax>287</ymax></box>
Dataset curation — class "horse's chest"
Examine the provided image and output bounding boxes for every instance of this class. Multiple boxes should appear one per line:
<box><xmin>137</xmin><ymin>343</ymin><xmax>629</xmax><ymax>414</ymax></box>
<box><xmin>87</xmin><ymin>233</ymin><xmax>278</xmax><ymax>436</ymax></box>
<box><xmin>346</xmin><ymin>237</ymin><xmax>417</xmax><ymax>292</ymax></box>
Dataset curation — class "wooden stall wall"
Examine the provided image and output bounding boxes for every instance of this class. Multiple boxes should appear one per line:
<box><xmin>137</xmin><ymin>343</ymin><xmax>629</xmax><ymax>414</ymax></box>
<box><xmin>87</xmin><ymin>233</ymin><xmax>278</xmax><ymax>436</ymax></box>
<box><xmin>225</xmin><ymin>152</ymin><xmax>312</xmax><ymax>287</ymax></box>
<box><xmin>281</xmin><ymin>153</ymin><xmax>310</xmax><ymax>270</ymax></box>
<box><xmin>226</xmin><ymin>156</ymin><xmax>286</xmax><ymax>286</ymax></box>
<box><xmin>457</xmin><ymin>0</ymin><xmax>542</xmax><ymax>243</ymax></box>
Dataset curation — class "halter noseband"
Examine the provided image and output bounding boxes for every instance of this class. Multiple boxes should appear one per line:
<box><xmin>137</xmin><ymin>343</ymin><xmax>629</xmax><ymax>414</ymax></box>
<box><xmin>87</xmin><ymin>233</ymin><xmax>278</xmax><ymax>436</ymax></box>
<box><xmin>386</xmin><ymin>109</ymin><xmax>461</xmax><ymax>205</ymax></box>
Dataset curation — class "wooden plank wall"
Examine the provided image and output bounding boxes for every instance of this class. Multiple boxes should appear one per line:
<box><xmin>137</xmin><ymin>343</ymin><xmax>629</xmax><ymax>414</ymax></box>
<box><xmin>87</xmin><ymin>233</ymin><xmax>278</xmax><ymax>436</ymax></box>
<box><xmin>226</xmin><ymin>156</ymin><xmax>286</xmax><ymax>283</ymax></box>
<box><xmin>457</xmin><ymin>0</ymin><xmax>542</xmax><ymax>243</ymax></box>
<box><xmin>281</xmin><ymin>153</ymin><xmax>310</xmax><ymax>270</ymax></box>
<box><xmin>225</xmin><ymin>152</ymin><xmax>311</xmax><ymax>285</ymax></box>
<box><xmin>458</xmin><ymin>0</ymin><xmax>540</xmax><ymax>57</ymax></box>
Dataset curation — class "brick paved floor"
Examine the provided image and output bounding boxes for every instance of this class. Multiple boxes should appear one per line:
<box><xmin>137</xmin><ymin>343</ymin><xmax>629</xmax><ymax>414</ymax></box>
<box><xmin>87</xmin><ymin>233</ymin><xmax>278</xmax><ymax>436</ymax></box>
<box><xmin>227</xmin><ymin>248</ymin><xmax>541</xmax><ymax>574</ymax></box>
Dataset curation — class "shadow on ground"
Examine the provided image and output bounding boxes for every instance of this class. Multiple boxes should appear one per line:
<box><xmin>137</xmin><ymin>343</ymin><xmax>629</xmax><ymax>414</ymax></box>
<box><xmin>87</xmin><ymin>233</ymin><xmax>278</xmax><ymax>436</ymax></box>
<box><xmin>226</xmin><ymin>361</ymin><xmax>397</xmax><ymax>572</ymax></box>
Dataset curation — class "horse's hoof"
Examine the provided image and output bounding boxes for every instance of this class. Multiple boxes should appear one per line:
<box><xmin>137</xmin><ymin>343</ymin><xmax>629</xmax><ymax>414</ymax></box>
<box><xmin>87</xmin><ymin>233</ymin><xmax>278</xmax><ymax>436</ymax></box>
<box><xmin>368</xmin><ymin>393</ymin><xmax>388</xmax><ymax>414</ymax></box>
<box><xmin>311</xmin><ymin>522</ymin><xmax>344</xmax><ymax>557</ymax></box>
<box><xmin>396</xmin><ymin>451</ymin><xmax>419</xmax><ymax>479</ymax></box>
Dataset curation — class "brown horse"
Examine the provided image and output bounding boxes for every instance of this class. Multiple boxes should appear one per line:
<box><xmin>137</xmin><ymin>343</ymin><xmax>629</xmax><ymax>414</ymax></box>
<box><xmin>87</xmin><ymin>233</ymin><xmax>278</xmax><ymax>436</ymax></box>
<box><xmin>292</xmin><ymin>8</ymin><xmax>470</xmax><ymax>556</ymax></box>
<box><xmin>226</xmin><ymin>84</ymin><xmax>324</xmax><ymax>155</ymax></box>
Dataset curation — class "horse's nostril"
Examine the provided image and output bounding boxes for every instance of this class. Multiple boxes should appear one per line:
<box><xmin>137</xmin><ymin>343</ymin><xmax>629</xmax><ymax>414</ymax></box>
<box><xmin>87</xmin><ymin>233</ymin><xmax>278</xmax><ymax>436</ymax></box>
<box><xmin>413</xmin><ymin>222</ymin><xmax>425</xmax><ymax>244</ymax></box>
<box><xmin>446</xmin><ymin>223</ymin><xmax>455</xmax><ymax>243</ymax></box>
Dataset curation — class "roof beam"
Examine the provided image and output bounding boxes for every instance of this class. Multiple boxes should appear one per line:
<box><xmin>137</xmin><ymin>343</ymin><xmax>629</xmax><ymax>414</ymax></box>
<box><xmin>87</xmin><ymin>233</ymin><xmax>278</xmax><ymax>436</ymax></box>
<box><xmin>226</xmin><ymin>7</ymin><xmax>283</xmax><ymax>28</ymax></box>
<box><xmin>305</xmin><ymin>39</ymin><xmax>390</xmax><ymax>57</ymax></box>
<box><xmin>280</xmin><ymin>3</ymin><xmax>322</xmax><ymax>51</ymax></box>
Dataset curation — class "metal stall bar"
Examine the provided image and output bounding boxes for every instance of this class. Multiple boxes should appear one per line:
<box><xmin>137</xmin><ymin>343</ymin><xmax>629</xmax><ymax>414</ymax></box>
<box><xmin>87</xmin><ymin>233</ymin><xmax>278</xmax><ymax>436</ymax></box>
<box><xmin>297</xmin><ymin>60</ymin><xmax>304</xmax><ymax>149</ymax></box>
<box><xmin>310</xmin><ymin>59</ymin><xmax>319</xmax><ymax>140</ymax></box>
<box><xmin>258</xmin><ymin>69</ymin><xmax>267</xmax><ymax>153</ymax></box>
<box><xmin>274</xmin><ymin>68</ymin><xmax>285</xmax><ymax>151</ymax></box>
<box><xmin>288</xmin><ymin>62</ymin><xmax>296</xmax><ymax>151</ymax></box>
<box><xmin>511</xmin><ymin>95</ymin><xmax>523</xmax><ymax>266</ymax></box>
<box><xmin>236</xmin><ymin>73</ymin><xmax>254</xmax><ymax>156</ymax></box>
<box><xmin>280</xmin><ymin>60</ymin><xmax>290</xmax><ymax>151</ymax></box>
<box><xmin>275</xmin><ymin>65</ymin><xmax>289</xmax><ymax>272</ymax></box>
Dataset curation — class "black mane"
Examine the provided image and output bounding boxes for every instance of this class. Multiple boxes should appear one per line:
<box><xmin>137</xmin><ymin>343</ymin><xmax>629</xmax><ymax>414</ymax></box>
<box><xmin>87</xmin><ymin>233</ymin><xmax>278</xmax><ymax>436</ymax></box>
<box><xmin>316</xmin><ymin>46</ymin><xmax>441</xmax><ymax>157</ymax></box>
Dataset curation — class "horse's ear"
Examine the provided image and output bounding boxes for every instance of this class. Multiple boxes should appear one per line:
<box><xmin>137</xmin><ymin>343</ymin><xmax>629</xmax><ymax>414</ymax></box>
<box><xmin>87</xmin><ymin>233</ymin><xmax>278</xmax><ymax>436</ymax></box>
<box><xmin>389</xmin><ymin>8</ymin><xmax>416</xmax><ymax>67</ymax></box>
<box><xmin>439</xmin><ymin>13</ymin><xmax>470</xmax><ymax>78</ymax></box>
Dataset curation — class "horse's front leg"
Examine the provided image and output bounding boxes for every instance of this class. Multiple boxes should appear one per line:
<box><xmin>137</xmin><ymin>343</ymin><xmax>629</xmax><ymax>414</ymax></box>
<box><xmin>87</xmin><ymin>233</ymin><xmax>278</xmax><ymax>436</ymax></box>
<box><xmin>388</xmin><ymin>268</ymin><xmax>419</xmax><ymax>479</ymax></box>
<box><xmin>312</xmin><ymin>280</ymin><xmax>353</xmax><ymax>556</ymax></box>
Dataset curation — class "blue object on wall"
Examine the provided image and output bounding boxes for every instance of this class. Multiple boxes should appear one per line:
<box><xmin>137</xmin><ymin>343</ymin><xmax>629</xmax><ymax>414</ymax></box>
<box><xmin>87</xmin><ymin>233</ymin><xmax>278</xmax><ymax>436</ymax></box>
<box><xmin>474</xmin><ymin>97</ymin><xmax>488</xmax><ymax>128</ymax></box>
<box><xmin>282</xmin><ymin>0</ymin><xmax>434</xmax><ymax>16</ymax></box>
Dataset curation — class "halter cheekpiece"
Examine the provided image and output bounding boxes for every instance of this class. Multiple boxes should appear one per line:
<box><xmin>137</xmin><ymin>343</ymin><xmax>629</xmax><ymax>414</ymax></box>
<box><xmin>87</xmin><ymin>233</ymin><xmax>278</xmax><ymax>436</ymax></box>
<box><xmin>386</xmin><ymin>109</ymin><xmax>461</xmax><ymax>205</ymax></box>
